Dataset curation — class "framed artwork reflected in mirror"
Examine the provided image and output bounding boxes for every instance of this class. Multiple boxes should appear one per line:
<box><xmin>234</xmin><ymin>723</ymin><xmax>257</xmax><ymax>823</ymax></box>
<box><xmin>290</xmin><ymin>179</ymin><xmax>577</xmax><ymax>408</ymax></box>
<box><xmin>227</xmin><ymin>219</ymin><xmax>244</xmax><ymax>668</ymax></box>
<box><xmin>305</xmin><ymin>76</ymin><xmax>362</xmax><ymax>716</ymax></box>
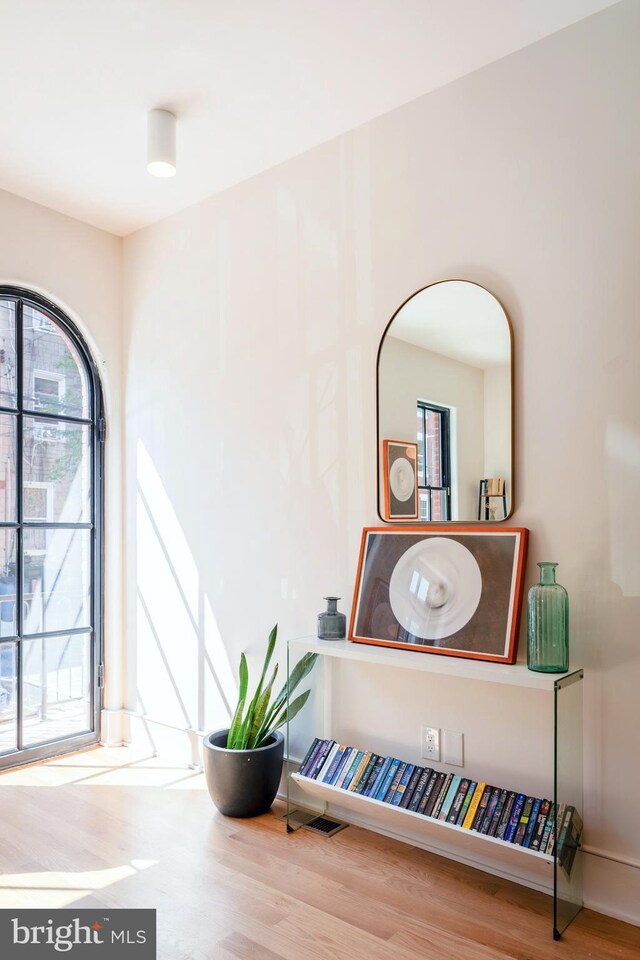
<box><xmin>382</xmin><ymin>440</ymin><xmax>419</xmax><ymax>520</ymax></box>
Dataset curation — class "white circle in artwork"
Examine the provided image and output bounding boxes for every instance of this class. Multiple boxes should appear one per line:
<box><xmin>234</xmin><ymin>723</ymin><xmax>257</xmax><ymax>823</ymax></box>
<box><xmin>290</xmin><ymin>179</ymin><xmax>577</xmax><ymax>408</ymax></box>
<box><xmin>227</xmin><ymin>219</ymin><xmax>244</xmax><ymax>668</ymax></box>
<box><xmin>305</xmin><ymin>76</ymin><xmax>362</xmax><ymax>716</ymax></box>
<box><xmin>389</xmin><ymin>538</ymin><xmax>482</xmax><ymax>641</ymax></box>
<box><xmin>389</xmin><ymin>457</ymin><xmax>415</xmax><ymax>502</ymax></box>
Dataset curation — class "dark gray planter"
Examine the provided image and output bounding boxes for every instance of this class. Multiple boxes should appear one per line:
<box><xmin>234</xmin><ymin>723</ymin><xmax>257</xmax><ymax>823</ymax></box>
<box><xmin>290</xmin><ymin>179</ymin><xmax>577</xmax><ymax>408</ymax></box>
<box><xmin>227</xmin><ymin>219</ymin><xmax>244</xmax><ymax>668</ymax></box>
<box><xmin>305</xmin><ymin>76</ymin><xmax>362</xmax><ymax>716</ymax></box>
<box><xmin>203</xmin><ymin>728</ymin><xmax>284</xmax><ymax>818</ymax></box>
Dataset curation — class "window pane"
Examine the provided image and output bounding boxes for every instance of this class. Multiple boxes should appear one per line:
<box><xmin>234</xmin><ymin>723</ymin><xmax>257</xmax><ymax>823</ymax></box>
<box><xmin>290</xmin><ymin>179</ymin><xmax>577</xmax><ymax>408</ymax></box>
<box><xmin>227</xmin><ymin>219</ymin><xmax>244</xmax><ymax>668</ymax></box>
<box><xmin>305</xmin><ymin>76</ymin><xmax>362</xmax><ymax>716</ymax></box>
<box><xmin>23</xmin><ymin>417</ymin><xmax>91</xmax><ymax>523</ymax></box>
<box><xmin>0</xmin><ymin>414</ymin><xmax>17</xmax><ymax>521</ymax></box>
<box><xmin>431</xmin><ymin>490</ymin><xmax>447</xmax><ymax>522</ymax></box>
<box><xmin>0</xmin><ymin>642</ymin><xmax>17</xmax><ymax>753</ymax></box>
<box><xmin>22</xmin><ymin>306</ymin><xmax>89</xmax><ymax>418</ymax></box>
<box><xmin>23</xmin><ymin>528</ymin><xmax>91</xmax><ymax>634</ymax></box>
<box><xmin>0</xmin><ymin>529</ymin><xmax>17</xmax><ymax>637</ymax></box>
<box><xmin>22</xmin><ymin>632</ymin><xmax>91</xmax><ymax>746</ymax></box>
<box><xmin>425</xmin><ymin>409</ymin><xmax>443</xmax><ymax>487</ymax></box>
<box><xmin>416</xmin><ymin>407</ymin><xmax>426</xmax><ymax>486</ymax></box>
<box><xmin>0</xmin><ymin>301</ymin><xmax>17</xmax><ymax>408</ymax></box>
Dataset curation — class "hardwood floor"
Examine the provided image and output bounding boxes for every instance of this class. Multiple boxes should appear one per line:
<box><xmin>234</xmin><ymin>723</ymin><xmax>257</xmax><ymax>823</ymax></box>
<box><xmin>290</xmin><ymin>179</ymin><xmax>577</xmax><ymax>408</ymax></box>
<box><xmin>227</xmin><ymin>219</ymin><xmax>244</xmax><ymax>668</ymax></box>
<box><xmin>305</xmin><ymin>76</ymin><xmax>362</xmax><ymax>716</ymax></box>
<box><xmin>0</xmin><ymin>746</ymin><xmax>638</xmax><ymax>960</ymax></box>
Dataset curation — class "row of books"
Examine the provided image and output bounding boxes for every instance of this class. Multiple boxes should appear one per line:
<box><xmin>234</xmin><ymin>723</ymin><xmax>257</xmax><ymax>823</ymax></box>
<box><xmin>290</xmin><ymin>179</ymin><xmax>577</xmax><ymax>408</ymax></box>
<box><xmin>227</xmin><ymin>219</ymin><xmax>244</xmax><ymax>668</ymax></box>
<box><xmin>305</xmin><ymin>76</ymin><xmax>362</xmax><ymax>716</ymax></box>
<box><xmin>298</xmin><ymin>738</ymin><xmax>582</xmax><ymax>873</ymax></box>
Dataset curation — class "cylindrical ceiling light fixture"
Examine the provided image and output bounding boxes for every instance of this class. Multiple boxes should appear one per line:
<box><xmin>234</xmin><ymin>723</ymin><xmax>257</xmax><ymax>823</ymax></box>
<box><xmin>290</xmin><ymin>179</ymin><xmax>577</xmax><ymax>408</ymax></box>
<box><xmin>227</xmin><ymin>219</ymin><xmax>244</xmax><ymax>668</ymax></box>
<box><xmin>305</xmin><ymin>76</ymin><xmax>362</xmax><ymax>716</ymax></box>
<box><xmin>147</xmin><ymin>109</ymin><xmax>176</xmax><ymax>177</ymax></box>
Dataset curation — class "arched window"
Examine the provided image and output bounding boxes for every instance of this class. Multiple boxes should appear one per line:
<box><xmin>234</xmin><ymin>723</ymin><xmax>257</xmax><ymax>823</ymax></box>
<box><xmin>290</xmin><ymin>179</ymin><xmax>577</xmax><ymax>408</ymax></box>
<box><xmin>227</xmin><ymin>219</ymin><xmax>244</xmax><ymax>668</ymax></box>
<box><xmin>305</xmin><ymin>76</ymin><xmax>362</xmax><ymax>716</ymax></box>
<box><xmin>0</xmin><ymin>287</ymin><xmax>104</xmax><ymax>768</ymax></box>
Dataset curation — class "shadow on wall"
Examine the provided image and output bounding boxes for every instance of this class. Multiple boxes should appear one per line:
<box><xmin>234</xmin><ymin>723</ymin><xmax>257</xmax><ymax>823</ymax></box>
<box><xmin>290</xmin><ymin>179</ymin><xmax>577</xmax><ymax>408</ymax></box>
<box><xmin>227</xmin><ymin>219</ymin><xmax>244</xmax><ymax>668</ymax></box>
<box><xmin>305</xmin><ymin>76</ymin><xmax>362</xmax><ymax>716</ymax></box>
<box><xmin>132</xmin><ymin>441</ymin><xmax>237</xmax><ymax>763</ymax></box>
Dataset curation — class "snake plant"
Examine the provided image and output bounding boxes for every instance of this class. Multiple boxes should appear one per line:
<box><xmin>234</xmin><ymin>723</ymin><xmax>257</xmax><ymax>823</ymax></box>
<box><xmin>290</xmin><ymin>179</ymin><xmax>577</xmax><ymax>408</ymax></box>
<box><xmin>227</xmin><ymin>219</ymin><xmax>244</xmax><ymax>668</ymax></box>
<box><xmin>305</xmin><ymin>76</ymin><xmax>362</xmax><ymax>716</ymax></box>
<box><xmin>226</xmin><ymin>625</ymin><xmax>317</xmax><ymax>750</ymax></box>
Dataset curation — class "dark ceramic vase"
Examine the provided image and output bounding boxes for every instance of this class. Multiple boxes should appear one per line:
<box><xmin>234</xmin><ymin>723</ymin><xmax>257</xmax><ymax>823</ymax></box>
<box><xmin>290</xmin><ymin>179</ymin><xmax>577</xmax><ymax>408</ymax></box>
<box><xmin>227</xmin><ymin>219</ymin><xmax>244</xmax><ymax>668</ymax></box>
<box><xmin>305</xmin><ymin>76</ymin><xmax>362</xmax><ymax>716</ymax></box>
<box><xmin>317</xmin><ymin>596</ymin><xmax>346</xmax><ymax>640</ymax></box>
<box><xmin>203</xmin><ymin>728</ymin><xmax>284</xmax><ymax>818</ymax></box>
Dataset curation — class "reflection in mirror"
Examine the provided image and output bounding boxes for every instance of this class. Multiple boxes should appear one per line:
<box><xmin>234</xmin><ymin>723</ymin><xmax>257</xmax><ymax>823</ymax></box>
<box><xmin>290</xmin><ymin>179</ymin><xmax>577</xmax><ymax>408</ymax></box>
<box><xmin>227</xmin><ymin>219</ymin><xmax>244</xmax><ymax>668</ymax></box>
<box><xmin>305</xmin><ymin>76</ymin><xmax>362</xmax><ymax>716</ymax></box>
<box><xmin>378</xmin><ymin>280</ymin><xmax>512</xmax><ymax>522</ymax></box>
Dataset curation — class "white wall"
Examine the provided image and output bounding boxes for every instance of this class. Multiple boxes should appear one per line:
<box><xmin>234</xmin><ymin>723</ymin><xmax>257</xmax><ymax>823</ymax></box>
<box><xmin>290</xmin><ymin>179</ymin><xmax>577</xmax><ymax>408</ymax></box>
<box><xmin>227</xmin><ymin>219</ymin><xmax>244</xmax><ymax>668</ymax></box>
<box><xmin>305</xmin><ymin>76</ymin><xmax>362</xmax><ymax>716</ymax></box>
<box><xmin>483</xmin><ymin>363</ymin><xmax>511</xmax><ymax>513</ymax></box>
<box><xmin>0</xmin><ymin>187</ymin><xmax>123</xmax><ymax>719</ymax></box>
<box><xmin>379</xmin><ymin>335</ymin><xmax>485</xmax><ymax>518</ymax></box>
<box><xmin>122</xmin><ymin>0</ymin><xmax>640</xmax><ymax>924</ymax></box>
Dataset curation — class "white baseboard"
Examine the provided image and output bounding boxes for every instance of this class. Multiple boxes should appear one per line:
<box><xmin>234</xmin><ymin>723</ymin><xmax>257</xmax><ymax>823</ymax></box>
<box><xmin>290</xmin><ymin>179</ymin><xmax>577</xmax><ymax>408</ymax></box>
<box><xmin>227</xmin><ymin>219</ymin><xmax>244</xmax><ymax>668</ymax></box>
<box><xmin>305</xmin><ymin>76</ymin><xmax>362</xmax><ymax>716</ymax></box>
<box><xmin>107</xmin><ymin>709</ymin><xmax>204</xmax><ymax>768</ymax></box>
<box><xmin>583</xmin><ymin>851</ymin><xmax>640</xmax><ymax>927</ymax></box>
<box><xmin>99</xmin><ymin>707</ymin><xmax>126</xmax><ymax>746</ymax></box>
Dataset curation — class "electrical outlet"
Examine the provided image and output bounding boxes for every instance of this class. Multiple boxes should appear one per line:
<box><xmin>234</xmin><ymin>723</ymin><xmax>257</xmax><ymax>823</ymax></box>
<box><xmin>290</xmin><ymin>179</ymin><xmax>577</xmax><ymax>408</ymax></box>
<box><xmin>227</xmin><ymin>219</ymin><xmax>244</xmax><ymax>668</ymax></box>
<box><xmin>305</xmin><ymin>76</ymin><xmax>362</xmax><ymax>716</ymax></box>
<box><xmin>442</xmin><ymin>730</ymin><xmax>464</xmax><ymax>767</ymax></box>
<box><xmin>421</xmin><ymin>725</ymin><xmax>440</xmax><ymax>762</ymax></box>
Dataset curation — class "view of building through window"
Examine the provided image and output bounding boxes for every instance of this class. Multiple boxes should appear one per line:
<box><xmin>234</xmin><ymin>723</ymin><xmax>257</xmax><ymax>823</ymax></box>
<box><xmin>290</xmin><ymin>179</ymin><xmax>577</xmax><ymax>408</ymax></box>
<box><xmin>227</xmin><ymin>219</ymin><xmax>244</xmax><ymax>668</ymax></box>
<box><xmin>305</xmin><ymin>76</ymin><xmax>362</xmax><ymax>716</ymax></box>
<box><xmin>0</xmin><ymin>295</ymin><xmax>100</xmax><ymax>764</ymax></box>
<box><xmin>416</xmin><ymin>401</ymin><xmax>451</xmax><ymax>522</ymax></box>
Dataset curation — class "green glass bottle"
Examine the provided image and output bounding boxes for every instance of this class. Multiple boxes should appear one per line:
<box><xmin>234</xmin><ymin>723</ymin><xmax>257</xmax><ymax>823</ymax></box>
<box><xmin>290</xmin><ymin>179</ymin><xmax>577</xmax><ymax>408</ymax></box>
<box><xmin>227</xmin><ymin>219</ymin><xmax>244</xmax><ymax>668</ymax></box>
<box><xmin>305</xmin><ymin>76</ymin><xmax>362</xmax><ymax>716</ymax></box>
<box><xmin>527</xmin><ymin>562</ymin><xmax>569</xmax><ymax>673</ymax></box>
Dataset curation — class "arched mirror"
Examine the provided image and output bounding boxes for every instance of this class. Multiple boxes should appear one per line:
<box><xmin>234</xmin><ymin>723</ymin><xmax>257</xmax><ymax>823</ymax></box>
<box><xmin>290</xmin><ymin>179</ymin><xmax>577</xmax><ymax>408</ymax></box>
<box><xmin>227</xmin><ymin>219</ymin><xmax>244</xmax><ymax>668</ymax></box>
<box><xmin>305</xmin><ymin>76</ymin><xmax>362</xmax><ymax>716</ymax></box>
<box><xmin>377</xmin><ymin>280</ymin><xmax>513</xmax><ymax>523</ymax></box>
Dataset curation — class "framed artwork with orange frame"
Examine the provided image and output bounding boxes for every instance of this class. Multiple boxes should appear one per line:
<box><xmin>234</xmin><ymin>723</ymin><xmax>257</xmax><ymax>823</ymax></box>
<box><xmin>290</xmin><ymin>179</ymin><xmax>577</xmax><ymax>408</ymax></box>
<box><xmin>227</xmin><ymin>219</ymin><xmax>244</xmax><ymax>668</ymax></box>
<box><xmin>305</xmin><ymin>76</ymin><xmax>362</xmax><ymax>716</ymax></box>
<box><xmin>382</xmin><ymin>439</ymin><xmax>419</xmax><ymax>520</ymax></box>
<box><xmin>349</xmin><ymin>525</ymin><xmax>529</xmax><ymax>664</ymax></box>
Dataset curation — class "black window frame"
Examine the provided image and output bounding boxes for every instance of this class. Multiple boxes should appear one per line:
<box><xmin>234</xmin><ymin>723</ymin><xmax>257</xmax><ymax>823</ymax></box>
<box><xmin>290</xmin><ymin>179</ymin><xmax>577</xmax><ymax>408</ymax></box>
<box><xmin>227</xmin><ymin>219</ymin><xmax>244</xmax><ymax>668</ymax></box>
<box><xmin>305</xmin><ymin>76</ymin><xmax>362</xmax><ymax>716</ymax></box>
<box><xmin>0</xmin><ymin>286</ymin><xmax>104</xmax><ymax>770</ymax></box>
<box><xmin>416</xmin><ymin>400</ymin><xmax>451</xmax><ymax>522</ymax></box>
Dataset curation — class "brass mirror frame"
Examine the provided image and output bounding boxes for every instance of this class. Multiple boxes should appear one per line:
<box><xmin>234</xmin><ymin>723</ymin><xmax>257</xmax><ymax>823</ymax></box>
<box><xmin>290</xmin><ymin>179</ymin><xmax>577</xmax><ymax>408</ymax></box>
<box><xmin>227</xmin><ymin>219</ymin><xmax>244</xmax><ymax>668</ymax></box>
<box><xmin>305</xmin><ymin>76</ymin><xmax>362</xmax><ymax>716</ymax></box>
<box><xmin>376</xmin><ymin>278</ymin><xmax>515</xmax><ymax>524</ymax></box>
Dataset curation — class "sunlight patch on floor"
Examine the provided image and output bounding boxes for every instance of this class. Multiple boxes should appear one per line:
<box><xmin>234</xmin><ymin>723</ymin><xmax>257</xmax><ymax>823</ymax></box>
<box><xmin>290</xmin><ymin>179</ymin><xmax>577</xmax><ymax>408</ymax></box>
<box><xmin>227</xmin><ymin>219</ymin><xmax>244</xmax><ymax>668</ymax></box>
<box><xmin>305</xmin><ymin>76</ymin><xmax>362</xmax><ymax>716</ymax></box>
<box><xmin>0</xmin><ymin>747</ymin><xmax>206</xmax><ymax>789</ymax></box>
<box><xmin>0</xmin><ymin>888</ymin><xmax>95</xmax><ymax>909</ymax></box>
<box><xmin>0</xmin><ymin>861</ymin><xmax>158</xmax><ymax>909</ymax></box>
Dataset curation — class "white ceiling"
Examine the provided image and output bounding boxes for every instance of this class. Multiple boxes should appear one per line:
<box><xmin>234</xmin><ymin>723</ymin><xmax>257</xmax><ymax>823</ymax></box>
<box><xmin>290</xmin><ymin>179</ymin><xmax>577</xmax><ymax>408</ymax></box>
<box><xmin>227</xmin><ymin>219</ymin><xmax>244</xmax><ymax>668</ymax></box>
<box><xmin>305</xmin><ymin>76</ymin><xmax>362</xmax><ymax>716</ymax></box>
<box><xmin>0</xmin><ymin>0</ymin><xmax>619</xmax><ymax>236</ymax></box>
<box><xmin>389</xmin><ymin>281</ymin><xmax>511</xmax><ymax>369</ymax></box>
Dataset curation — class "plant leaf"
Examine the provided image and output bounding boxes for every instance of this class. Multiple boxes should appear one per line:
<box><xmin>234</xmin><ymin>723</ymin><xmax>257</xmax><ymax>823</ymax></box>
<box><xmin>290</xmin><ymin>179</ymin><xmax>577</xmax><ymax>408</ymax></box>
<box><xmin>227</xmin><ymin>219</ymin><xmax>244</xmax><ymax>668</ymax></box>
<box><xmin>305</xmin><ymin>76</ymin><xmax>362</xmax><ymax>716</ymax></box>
<box><xmin>266</xmin><ymin>652</ymin><xmax>317</xmax><ymax>727</ymax></box>
<box><xmin>238</xmin><ymin>624</ymin><xmax>278</xmax><ymax>749</ymax></box>
<box><xmin>247</xmin><ymin>664</ymin><xmax>278</xmax><ymax>748</ymax></box>
<box><xmin>260</xmin><ymin>689</ymin><xmax>311</xmax><ymax>744</ymax></box>
<box><xmin>227</xmin><ymin>697</ymin><xmax>245</xmax><ymax>749</ymax></box>
<box><xmin>255</xmin><ymin>624</ymin><xmax>278</xmax><ymax>703</ymax></box>
<box><xmin>227</xmin><ymin>653</ymin><xmax>249</xmax><ymax>748</ymax></box>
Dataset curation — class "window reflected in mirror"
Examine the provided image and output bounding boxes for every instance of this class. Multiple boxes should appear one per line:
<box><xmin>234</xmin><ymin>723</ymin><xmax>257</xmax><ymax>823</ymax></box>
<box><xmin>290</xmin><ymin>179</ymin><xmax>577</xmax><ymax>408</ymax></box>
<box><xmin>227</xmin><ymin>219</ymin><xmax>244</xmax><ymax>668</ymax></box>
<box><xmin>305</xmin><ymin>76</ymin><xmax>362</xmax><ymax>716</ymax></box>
<box><xmin>378</xmin><ymin>280</ymin><xmax>512</xmax><ymax>523</ymax></box>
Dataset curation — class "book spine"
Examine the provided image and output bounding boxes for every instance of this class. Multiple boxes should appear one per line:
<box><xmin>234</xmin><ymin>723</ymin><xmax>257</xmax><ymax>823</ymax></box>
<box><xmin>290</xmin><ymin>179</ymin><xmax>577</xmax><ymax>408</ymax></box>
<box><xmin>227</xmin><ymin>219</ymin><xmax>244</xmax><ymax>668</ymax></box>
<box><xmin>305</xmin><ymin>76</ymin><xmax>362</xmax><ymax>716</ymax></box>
<box><xmin>375</xmin><ymin>758</ymin><xmax>401</xmax><ymax>800</ymax></box>
<box><xmin>431</xmin><ymin>773</ymin><xmax>454</xmax><ymax>819</ymax></box>
<box><xmin>409</xmin><ymin>767</ymin><xmax>436</xmax><ymax>813</ymax></box>
<box><xmin>298</xmin><ymin>738</ymin><xmax>320</xmax><ymax>776</ymax></box>
<box><xmin>420</xmin><ymin>772</ymin><xmax>444</xmax><ymax>816</ymax></box>
<box><xmin>530</xmin><ymin>799</ymin><xmax>551</xmax><ymax>851</ymax></box>
<box><xmin>523</xmin><ymin>798</ymin><xmax>542</xmax><ymax>848</ymax></box>
<box><xmin>322</xmin><ymin>745</ymin><xmax>346</xmax><ymax>783</ymax></box>
<box><xmin>301</xmin><ymin>738</ymin><xmax>326</xmax><ymax>777</ymax></box>
<box><xmin>462</xmin><ymin>782</ymin><xmax>486</xmax><ymax>829</ymax></box>
<box><xmin>496</xmin><ymin>791</ymin><xmax>516</xmax><ymax>841</ymax></box>
<box><xmin>334</xmin><ymin>748</ymin><xmax>354</xmax><ymax>788</ymax></box>
<box><xmin>384</xmin><ymin>761</ymin><xmax>408</xmax><ymax>803</ymax></box>
<box><xmin>438</xmin><ymin>775</ymin><xmax>462</xmax><ymax>821</ymax></box>
<box><xmin>559</xmin><ymin>808</ymin><xmax>583</xmax><ymax>874</ymax></box>
<box><xmin>556</xmin><ymin>804</ymin><xmax>575</xmax><ymax>859</ymax></box>
<box><xmin>447</xmin><ymin>778</ymin><xmax>471</xmax><ymax>824</ymax></box>
<box><xmin>546</xmin><ymin>803</ymin><xmax>566</xmax><ymax>856</ymax></box>
<box><xmin>317</xmin><ymin>743</ymin><xmax>340</xmax><ymax>782</ymax></box>
<box><xmin>400</xmin><ymin>765</ymin><xmax>424</xmax><ymax>809</ymax></box>
<box><xmin>366</xmin><ymin>757</ymin><xmax>391</xmax><ymax>798</ymax></box>
<box><xmin>479</xmin><ymin>787</ymin><xmax>501</xmax><ymax>834</ymax></box>
<box><xmin>456</xmin><ymin>780</ymin><xmax>477</xmax><ymax>827</ymax></box>
<box><xmin>471</xmin><ymin>784</ymin><xmax>494</xmax><ymax>830</ymax></box>
<box><xmin>329</xmin><ymin>747</ymin><xmax>353</xmax><ymax>786</ymax></box>
<box><xmin>540</xmin><ymin>803</ymin><xmax>556</xmax><ymax>854</ymax></box>
<box><xmin>392</xmin><ymin>763</ymin><xmax>416</xmax><ymax>807</ymax></box>
<box><xmin>342</xmin><ymin>750</ymin><xmax>364</xmax><ymax>791</ymax></box>
<box><xmin>487</xmin><ymin>788</ymin><xmax>508</xmax><ymax>837</ymax></box>
<box><xmin>505</xmin><ymin>793</ymin><xmax>526</xmax><ymax>843</ymax></box>
<box><xmin>363</xmin><ymin>756</ymin><xmax>387</xmax><ymax>796</ymax></box>
<box><xmin>514</xmin><ymin>796</ymin><xmax>535</xmax><ymax>845</ymax></box>
<box><xmin>348</xmin><ymin>751</ymin><xmax>373</xmax><ymax>792</ymax></box>
<box><xmin>354</xmin><ymin>754</ymin><xmax>379</xmax><ymax>794</ymax></box>
<box><xmin>307</xmin><ymin>740</ymin><xmax>334</xmax><ymax>779</ymax></box>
